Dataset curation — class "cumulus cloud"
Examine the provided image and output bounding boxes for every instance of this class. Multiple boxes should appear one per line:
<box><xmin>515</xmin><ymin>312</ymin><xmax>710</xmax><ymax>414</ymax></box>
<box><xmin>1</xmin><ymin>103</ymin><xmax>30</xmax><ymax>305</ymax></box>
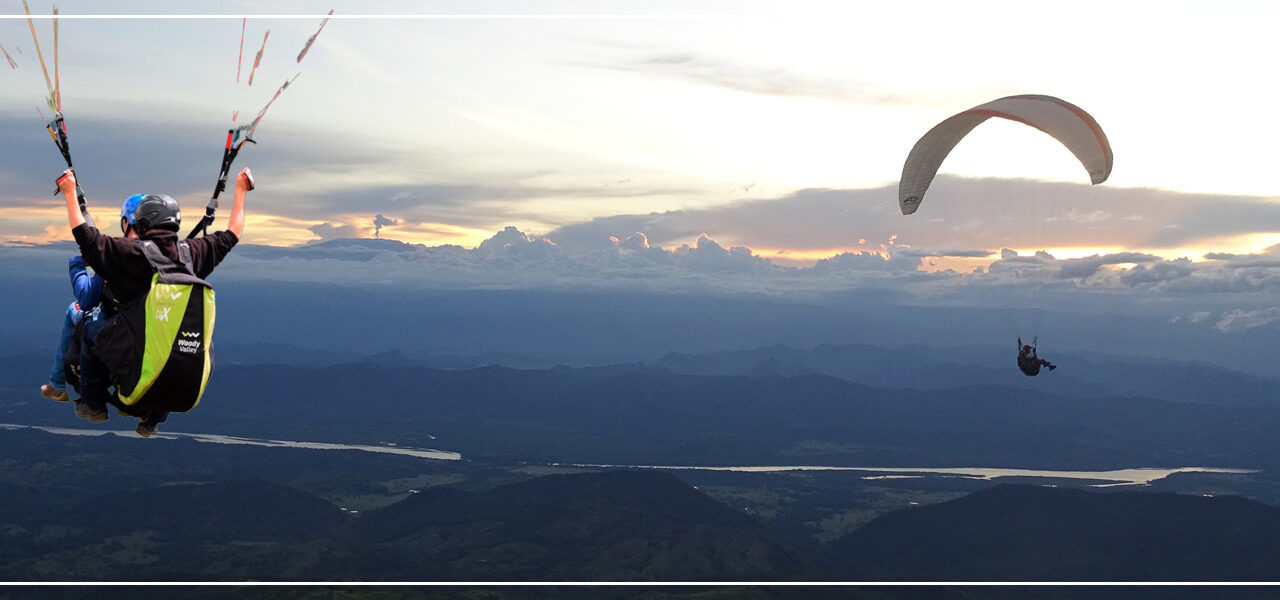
<box><xmin>985</xmin><ymin>249</ymin><xmax>1055</xmax><ymax>275</ymax></box>
<box><xmin>670</xmin><ymin>234</ymin><xmax>777</xmax><ymax>274</ymax></box>
<box><xmin>479</xmin><ymin>226</ymin><xmax>542</xmax><ymax>251</ymax></box>
<box><xmin>1119</xmin><ymin>258</ymin><xmax>1194</xmax><ymax>285</ymax></box>
<box><xmin>1215</xmin><ymin>308</ymin><xmax>1280</xmax><ymax>333</ymax></box>
<box><xmin>812</xmin><ymin>250</ymin><xmax>918</xmax><ymax>273</ymax></box>
<box><xmin>1053</xmin><ymin>252</ymin><xmax>1163</xmax><ymax>279</ymax></box>
<box><xmin>611</xmin><ymin>232</ymin><xmax>650</xmax><ymax>251</ymax></box>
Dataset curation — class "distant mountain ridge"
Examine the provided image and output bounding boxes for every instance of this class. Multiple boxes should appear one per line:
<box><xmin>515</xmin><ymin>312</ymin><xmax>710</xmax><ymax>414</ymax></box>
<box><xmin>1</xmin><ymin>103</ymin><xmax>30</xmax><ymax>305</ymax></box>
<box><xmin>6</xmin><ymin>343</ymin><xmax>1280</xmax><ymax>471</ymax></box>
<box><xmin>650</xmin><ymin>343</ymin><xmax>1280</xmax><ymax>407</ymax></box>
<box><xmin>10</xmin><ymin>338</ymin><xmax>1278</xmax><ymax>407</ymax></box>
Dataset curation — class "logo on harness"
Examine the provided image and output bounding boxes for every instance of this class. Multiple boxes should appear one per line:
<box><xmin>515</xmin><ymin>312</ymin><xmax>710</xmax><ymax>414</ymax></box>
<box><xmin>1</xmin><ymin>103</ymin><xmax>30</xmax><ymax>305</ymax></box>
<box><xmin>176</xmin><ymin>332</ymin><xmax>202</xmax><ymax>354</ymax></box>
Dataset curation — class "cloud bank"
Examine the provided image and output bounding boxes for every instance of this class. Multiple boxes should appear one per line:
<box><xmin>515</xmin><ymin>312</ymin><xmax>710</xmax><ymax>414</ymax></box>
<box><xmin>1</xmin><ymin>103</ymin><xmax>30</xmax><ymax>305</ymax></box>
<box><xmin>544</xmin><ymin>177</ymin><xmax>1280</xmax><ymax>261</ymax></box>
<box><xmin>68</xmin><ymin>222</ymin><xmax>1264</xmax><ymax>333</ymax></box>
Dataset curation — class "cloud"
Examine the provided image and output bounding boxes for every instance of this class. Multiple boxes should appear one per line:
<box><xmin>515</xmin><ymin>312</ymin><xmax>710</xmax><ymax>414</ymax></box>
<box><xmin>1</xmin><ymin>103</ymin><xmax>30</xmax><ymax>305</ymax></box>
<box><xmin>1045</xmin><ymin>209</ymin><xmax>1112</xmax><ymax>223</ymax></box>
<box><xmin>237</xmin><ymin>219</ymin><xmax>1280</xmax><ymax>305</ymax></box>
<box><xmin>478</xmin><ymin>226</ymin><xmax>538</xmax><ymax>251</ymax></box>
<box><xmin>603</xmin><ymin>52</ymin><xmax>919</xmax><ymax>107</ymax></box>
<box><xmin>895</xmin><ymin>248</ymin><xmax>994</xmax><ymax>259</ymax></box>
<box><xmin>7</xmin><ymin>223</ymin><xmax>1280</xmax><ymax>348</ymax></box>
<box><xmin>812</xmin><ymin>250</ymin><xmax>918</xmax><ymax>273</ymax></box>
<box><xmin>1143</xmin><ymin>199</ymin><xmax>1280</xmax><ymax>248</ymax></box>
<box><xmin>9</xmin><ymin>104</ymin><xmax>1276</xmax><ymax>261</ymax></box>
<box><xmin>669</xmin><ymin>234</ymin><xmax>778</xmax><ymax>274</ymax></box>
<box><xmin>545</xmin><ymin>178</ymin><xmax>1280</xmax><ymax>262</ymax></box>
<box><xmin>308</xmin><ymin>222</ymin><xmax>361</xmax><ymax>242</ymax></box>
<box><xmin>1215</xmin><ymin>308</ymin><xmax>1280</xmax><ymax>333</ymax></box>
<box><xmin>611</xmin><ymin>232</ymin><xmax>650</xmax><ymax>251</ymax></box>
<box><xmin>1204</xmin><ymin>246</ymin><xmax>1280</xmax><ymax>268</ymax></box>
<box><xmin>1119</xmin><ymin>258</ymin><xmax>1194</xmax><ymax>285</ymax></box>
<box><xmin>1053</xmin><ymin>252</ymin><xmax>1163</xmax><ymax>279</ymax></box>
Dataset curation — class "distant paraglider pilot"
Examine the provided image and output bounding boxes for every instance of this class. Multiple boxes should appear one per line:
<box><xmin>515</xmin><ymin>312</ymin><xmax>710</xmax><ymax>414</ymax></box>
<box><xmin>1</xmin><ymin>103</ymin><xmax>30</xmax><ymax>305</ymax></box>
<box><xmin>1017</xmin><ymin>338</ymin><xmax>1056</xmax><ymax>376</ymax></box>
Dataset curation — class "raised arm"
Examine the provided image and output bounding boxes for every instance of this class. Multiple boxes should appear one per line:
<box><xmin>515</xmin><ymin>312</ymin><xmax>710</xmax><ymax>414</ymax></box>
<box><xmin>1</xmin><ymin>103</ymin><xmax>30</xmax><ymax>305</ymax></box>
<box><xmin>57</xmin><ymin>169</ymin><xmax>86</xmax><ymax>230</ymax></box>
<box><xmin>228</xmin><ymin>167</ymin><xmax>253</xmax><ymax>239</ymax></box>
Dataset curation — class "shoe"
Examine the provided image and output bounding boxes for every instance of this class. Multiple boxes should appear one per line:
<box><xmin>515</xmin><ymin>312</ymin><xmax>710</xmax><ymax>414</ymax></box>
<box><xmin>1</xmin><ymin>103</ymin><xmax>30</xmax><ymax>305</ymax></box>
<box><xmin>136</xmin><ymin>422</ymin><xmax>158</xmax><ymax>438</ymax></box>
<box><xmin>73</xmin><ymin>401</ymin><xmax>109</xmax><ymax>423</ymax></box>
<box><xmin>41</xmin><ymin>384</ymin><xmax>70</xmax><ymax>402</ymax></box>
<box><xmin>1048</xmin><ymin>364</ymin><xmax>1057</xmax><ymax>371</ymax></box>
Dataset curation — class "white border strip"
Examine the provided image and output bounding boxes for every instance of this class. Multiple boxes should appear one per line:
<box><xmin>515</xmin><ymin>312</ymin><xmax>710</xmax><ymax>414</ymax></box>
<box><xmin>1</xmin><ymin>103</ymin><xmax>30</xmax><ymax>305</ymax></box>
<box><xmin>3</xmin><ymin>14</ymin><xmax>737</xmax><ymax>20</ymax></box>
<box><xmin>2</xmin><ymin>581</ymin><xmax>1278</xmax><ymax>586</ymax></box>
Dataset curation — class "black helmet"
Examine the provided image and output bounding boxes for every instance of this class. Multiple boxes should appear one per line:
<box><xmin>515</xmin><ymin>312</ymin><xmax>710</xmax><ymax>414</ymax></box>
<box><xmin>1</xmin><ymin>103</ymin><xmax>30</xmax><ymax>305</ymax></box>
<box><xmin>133</xmin><ymin>194</ymin><xmax>181</xmax><ymax>233</ymax></box>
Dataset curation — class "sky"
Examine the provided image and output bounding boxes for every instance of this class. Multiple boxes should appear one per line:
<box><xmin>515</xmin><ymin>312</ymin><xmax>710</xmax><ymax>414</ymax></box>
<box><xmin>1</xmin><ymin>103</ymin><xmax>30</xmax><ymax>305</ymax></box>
<box><xmin>1</xmin><ymin>1</ymin><xmax>1278</xmax><ymax>350</ymax></box>
<box><xmin>1</xmin><ymin>1</ymin><xmax>1276</xmax><ymax>253</ymax></box>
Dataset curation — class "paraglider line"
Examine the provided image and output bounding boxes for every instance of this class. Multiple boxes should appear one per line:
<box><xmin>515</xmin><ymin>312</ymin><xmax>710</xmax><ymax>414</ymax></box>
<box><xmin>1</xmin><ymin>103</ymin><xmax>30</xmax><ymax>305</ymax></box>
<box><xmin>235</xmin><ymin>17</ymin><xmax>245</xmax><ymax>83</ymax></box>
<box><xmin>53</xmin><ymin>5</ymin><xmax>60</xmax><ymax>112</ymax></box>
<box><xmin>21</xmin><ymin>1</ymin><xmax>57</xmax><ymax>105</ymax></box>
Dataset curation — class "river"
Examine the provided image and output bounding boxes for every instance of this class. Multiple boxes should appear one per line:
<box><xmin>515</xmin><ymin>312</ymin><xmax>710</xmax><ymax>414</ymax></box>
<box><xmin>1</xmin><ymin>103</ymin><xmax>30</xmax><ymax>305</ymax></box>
<box><xmin>1</xmin><ymin>422</ymin><xmax>1256</xmax><ymax>486</ymax></box>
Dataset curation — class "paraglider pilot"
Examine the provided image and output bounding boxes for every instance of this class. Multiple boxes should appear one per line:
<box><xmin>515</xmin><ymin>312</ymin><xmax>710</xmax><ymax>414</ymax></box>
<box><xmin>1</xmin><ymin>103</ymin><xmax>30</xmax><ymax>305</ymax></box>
<box><xmin>1017</xmin><ymin>338</ymin><xmax>1056</xmax><ymax>376</ymax></box>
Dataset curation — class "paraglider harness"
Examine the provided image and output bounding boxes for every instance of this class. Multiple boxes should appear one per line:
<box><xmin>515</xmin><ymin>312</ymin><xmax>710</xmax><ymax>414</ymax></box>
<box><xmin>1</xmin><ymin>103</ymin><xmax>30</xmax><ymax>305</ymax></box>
<box><xmin>92</xmin><ymin>241</ymin><xmax>215</xmax><ymax>413</ymax></box>
<box><xmin>1017</xmin><ymin>337</ymin><xmax>1045</xmax><ymax>377</ymax></box>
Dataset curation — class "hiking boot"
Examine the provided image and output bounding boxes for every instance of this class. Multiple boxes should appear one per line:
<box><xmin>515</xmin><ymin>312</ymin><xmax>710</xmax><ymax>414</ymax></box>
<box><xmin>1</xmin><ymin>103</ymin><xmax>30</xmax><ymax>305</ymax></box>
<box><xmin>73</xmin><ymin>401</ymin><xmax>109</xmax><ymax>423</ymax></box>
<box><xmin>135</xmin><ymin>421</ymin><xmax>159</xmax><ymax>438</ymax></box>
<box><xmin>41</xmin><ymin>383</ymin><xmax>70</xmax><ymax>402</ymax></box>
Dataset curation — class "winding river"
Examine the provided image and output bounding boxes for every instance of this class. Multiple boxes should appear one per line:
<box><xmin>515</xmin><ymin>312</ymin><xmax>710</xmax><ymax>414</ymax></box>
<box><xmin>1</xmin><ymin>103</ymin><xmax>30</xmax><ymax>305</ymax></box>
<box><xmin>2</xmin><ymin>423</ymin><xmax>1256</xmax><ymax>486</ymax></box>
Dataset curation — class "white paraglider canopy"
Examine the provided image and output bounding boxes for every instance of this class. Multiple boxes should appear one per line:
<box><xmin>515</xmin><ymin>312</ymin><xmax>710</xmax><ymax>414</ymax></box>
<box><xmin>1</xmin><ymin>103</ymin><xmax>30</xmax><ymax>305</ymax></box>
<box><xmin>898</xmin><ymin>94</ymin><xmax>1113</xmax><ymax>215</ymax></box>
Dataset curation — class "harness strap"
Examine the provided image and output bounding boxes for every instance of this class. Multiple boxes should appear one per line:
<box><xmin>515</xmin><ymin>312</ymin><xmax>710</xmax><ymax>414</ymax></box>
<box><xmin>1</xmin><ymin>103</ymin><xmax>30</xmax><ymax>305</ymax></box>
<box><xmin>137</xmin><ymin>240</ymin><xmax>209</xmax><ymax>287</ymax></box>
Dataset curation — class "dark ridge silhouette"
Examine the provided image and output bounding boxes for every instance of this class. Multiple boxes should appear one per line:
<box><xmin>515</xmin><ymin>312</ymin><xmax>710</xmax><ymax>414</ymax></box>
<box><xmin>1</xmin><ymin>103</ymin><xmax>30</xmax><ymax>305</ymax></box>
<box><xmin>358</xmin><ymin>469</ymin><xmax>821</xmax><ymax>581</ymax></box>
<box><xmin>74</xmin><ymin>480</ymin><xmax>346</xmax><ymax>542</ymax></box>
<box><xmin>834</xmin><ymin>484</ymin><xmax>1280</xmax><ymax>581</ymax></box>
<box><xmin>0</xmin><ymin>471</ymin><xmax>819</xmax><ymax>582</ymax></box>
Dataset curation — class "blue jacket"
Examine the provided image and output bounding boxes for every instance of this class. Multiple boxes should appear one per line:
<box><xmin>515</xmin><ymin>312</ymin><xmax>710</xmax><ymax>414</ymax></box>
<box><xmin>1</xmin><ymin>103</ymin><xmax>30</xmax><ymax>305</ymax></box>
<box><xmin>69</xmin><ymin>256</ymin><xmax>103</xmax><ymax>311</ymax></box>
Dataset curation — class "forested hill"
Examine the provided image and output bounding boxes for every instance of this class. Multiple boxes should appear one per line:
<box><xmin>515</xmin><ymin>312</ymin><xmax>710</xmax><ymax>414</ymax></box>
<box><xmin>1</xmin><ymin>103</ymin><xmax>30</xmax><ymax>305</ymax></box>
<box><xmin>4</xmin><ymin>470</ymin><xmax>1280</xmax><ymax>582</ymax></box>
<box><xmin>834</xmin><ymin>484</ymin><xmax>1280</xmax><ymax>581</ymax></box>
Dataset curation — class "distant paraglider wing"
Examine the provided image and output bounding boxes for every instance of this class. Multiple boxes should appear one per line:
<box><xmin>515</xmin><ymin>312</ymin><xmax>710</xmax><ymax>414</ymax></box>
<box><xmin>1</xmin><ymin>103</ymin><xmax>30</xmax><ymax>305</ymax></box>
<box><xmin>898</xmin><ymin>94</ymin><xmax>1113</xmax><ymax>215</ymax></box>
<box><xmin>297</xmin><ymin>9</ymin><xmax>334</xmax><ymax>63</ymax></box>
<box><xmin>0</xmin><ymin>43</ymin><xmax>15</xmax><ymax>69</ymax></box>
